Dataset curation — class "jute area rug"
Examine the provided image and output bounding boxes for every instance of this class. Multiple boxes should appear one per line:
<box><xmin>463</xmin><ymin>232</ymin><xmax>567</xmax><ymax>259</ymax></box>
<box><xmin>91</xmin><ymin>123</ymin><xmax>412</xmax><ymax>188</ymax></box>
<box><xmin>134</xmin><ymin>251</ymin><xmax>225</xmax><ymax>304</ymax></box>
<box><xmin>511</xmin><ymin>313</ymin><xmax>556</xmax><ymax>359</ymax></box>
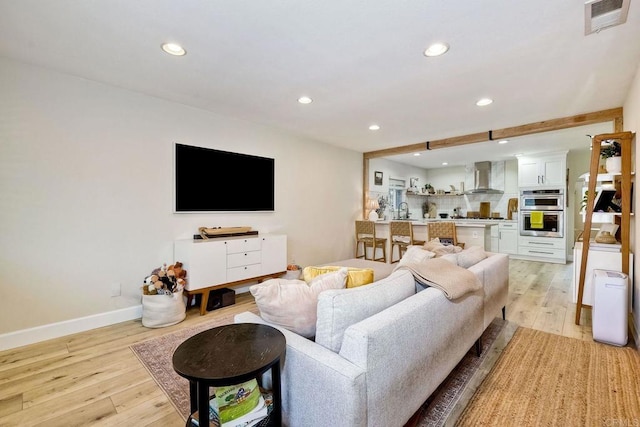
<box><xmin>456</xmin><ymin>327</ymin><xmax>640</xmax><ymax>426</ymax></box>
<box><xmin>130</xmin><ymin>313</ymin><xmax>508</xmax><ymax>425</ymax></box>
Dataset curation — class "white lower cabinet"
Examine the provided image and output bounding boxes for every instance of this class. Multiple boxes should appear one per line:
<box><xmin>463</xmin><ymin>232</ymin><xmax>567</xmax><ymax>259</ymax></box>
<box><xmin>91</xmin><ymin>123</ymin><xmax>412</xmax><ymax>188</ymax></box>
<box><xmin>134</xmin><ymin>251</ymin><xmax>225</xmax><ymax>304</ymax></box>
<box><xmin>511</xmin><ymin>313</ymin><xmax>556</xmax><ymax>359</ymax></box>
<box><xmin>518</xmin><ymin>235</ymin><xmax>566</xmax><ymax>263</ymax></box>
<box><xmin>498</xmin><ymin>222</ymin><xmax>518</xmax><ymax>255</ymax></box>
<box><xmin>260</xmin><ymin>234</ymin><xmax>288</xmax><ymax>275</ymax></box>
<box><xmin>174</xmin><ymin>234</ymin><xmax>287</xmax><ymax>291</ymax></box>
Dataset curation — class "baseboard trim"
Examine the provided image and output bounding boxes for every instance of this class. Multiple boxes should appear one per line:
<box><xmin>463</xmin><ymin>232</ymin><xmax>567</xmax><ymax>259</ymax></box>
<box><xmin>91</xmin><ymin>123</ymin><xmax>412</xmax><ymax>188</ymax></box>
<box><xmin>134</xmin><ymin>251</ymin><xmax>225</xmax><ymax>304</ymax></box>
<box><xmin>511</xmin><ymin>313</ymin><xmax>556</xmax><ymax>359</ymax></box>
<box><xmin>0</xmin><ymin>305</ymin><xmax>143</xmax><ymax>351</ymax></box>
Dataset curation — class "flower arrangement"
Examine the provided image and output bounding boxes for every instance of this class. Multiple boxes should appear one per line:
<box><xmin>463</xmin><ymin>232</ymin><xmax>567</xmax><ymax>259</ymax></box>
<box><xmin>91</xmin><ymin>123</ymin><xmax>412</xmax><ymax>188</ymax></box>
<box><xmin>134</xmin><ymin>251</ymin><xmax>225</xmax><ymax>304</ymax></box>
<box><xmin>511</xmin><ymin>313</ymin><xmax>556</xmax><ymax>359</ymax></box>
<box><xmin>376</xmin><ymin>195</ymin><xmax>389</xmax><ymax>217</ymax></box>
<box><xmin>600</xmin><ymin>140</ymin><xmax>621</xmax><ymax>159</ymax></box>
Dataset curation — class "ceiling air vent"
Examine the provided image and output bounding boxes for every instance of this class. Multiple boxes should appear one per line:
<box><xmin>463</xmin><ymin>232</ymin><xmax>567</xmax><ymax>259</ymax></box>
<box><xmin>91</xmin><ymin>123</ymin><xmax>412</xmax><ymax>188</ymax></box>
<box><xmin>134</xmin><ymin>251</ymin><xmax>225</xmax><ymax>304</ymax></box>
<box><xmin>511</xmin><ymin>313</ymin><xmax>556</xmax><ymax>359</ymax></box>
<box><xmin>585</xmin><ymin>0</ymin><xmax>630</xmax><ymax>35</ymax></box>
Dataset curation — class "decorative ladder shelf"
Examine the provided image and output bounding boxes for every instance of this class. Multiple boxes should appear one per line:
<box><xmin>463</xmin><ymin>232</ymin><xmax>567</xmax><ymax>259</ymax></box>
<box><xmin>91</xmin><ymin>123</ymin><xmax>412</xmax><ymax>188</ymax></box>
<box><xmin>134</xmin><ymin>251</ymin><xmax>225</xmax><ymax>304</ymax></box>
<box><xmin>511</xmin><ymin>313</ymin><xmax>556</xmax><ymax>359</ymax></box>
<box><xmin>575</xmin><ymin>131</ymin><xmax>635</xmax><ymax>325</ymax></box>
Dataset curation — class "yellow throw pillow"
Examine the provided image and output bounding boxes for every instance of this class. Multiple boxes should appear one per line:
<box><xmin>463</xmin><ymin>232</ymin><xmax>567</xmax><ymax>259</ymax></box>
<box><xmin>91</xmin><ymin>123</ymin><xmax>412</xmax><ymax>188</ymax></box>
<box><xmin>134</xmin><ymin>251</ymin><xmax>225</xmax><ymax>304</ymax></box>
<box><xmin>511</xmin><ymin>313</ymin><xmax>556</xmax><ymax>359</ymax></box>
<box><xmin>303</xmin><ymin>266</ymin><xmax>374</xmax><ymax>288</ymax></box>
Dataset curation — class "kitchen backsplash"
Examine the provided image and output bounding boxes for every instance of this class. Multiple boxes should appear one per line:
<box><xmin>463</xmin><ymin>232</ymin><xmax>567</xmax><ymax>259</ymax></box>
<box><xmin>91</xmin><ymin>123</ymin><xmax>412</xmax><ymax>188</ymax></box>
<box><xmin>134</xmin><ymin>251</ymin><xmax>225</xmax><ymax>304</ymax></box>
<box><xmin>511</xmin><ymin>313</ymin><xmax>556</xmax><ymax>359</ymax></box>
<box><xmin>405</xmin><ymin>191</ymin><xmax>518</xmax><ymax>219</ymax></box>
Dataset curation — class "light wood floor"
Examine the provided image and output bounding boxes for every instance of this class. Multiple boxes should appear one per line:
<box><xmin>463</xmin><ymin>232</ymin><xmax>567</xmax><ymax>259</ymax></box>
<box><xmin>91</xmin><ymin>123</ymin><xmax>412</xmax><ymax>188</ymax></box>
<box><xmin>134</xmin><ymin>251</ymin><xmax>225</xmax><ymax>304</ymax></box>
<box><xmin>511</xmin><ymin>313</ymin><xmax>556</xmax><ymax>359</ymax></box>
<box><xmin>0</xmin><ymin>259</ymin><xmax>605</xmax><ymax>426</ymax></box>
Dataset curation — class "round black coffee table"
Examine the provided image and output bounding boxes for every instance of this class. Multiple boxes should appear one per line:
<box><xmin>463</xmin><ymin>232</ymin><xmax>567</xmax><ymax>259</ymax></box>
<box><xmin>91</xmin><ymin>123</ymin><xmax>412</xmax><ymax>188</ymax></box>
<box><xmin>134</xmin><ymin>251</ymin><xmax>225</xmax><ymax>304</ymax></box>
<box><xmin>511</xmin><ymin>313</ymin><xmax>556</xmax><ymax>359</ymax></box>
<box><xmin>172</xmin><ymin>323</ymin><xmax>286</xmax><ymax>427</ymax></box>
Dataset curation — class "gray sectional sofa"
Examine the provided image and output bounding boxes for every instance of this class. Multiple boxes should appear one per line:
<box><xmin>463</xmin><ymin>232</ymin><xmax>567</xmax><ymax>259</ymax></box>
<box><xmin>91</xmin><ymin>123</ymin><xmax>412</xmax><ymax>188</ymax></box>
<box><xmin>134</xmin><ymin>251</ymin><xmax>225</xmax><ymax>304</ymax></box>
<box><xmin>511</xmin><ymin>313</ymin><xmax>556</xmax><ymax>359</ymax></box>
<box><xmin>234</xmin><ymin>251</ymin><xmax>509</xmax><ymax>427</ymax></box>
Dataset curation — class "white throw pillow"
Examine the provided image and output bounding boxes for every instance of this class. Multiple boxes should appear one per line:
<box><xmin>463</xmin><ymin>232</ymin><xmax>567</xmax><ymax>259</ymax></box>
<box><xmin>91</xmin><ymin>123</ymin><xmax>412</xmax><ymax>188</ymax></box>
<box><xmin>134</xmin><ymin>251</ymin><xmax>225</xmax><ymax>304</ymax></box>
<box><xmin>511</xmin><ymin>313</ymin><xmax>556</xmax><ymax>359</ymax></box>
<box><xmin>457</xmin><ymin>246</ymin><xmax>488</xmax><ymax>268</ymax></box>
<box><xmin>398</xmin><ymin>245</ymin><xmax>436</xmax><ymax>267</ymax></box>
<box><xmin>439</xmin><ymin>253</ymin><xmax>460</xmax><ymax>266</ymax></box>
<box><xmin>250</xmin><ymin>268</ymin><xmax>348</xmax><ymax>338</ymax></box>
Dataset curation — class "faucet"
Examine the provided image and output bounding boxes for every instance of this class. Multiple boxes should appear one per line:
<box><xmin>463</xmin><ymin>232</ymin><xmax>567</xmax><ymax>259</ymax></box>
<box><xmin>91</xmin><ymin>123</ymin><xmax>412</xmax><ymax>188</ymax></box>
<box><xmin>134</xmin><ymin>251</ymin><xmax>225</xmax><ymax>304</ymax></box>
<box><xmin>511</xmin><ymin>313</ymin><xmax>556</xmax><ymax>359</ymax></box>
<box><xmin>398</xmin><ymin>202</ymin><xmax>409</xmax><ymax>219</ymax></box>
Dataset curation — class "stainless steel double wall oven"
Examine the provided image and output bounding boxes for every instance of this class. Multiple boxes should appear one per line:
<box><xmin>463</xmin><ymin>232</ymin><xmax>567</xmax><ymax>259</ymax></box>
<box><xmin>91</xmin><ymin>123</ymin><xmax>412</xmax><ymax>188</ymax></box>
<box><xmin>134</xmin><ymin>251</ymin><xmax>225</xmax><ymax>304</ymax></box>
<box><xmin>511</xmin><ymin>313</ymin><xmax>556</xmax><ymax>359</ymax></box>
<box><xmin>519</xmin><ymin>189</ymin><xmax>564</xmax><ymax>238</ymax></box>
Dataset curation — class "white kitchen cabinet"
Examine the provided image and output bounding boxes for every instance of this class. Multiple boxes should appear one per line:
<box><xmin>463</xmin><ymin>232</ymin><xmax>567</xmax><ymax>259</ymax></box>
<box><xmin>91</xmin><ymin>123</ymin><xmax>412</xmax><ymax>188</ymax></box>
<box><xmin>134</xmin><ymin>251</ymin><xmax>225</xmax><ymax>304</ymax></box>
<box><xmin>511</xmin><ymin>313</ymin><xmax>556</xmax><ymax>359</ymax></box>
<box><xmin>518</xmin><ymin>235</ymin><xmax>566</xmax><ymax>263</ymax></box>
<box><xmin>490</xmin><ymin>224</ymin><xmax>499</xmax><ymax>252</ymax></box>
<box><xmin>498</xmin><ymin>222</ymin><xmax>519</xmax><ymax>255</ymax></box>
<box><xmin>572</xmin><ymin>241</ymin><xmax>633</xmax><ymax>310</ymax></box>
<box><xmin>518</xmin><ymin>152</ymin><xmax>567</xmax><ymax>188</ymax></box>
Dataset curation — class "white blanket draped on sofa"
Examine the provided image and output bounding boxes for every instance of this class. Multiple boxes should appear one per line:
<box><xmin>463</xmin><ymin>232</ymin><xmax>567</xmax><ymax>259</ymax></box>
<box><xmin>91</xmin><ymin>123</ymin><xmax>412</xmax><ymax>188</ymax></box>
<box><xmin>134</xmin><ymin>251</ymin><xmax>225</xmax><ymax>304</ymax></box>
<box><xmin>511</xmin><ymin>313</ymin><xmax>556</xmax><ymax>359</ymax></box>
<box><xmin>394</xmin><ymin>258</ymin><xmax>483</xmax><ymax>299</ymax></box>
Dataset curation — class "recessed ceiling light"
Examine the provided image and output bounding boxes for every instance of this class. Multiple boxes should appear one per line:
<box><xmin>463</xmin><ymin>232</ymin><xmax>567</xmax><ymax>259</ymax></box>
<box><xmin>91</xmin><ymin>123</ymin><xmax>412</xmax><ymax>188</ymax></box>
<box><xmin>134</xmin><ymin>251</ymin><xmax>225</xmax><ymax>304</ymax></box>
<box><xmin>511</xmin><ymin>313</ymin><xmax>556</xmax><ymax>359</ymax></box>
<box><xmin>442</xmin><ymin>162</ymin><xmax>448</xmax><ymax>166</ymax></box>
<box><xmin>298</xmin><ymin>96</ymin><xmax>312</xmax><ymax>104</ymax></box>
<box><xmin>161</xmin><ymin>43</ymin><xmax>186</xmax><ymax>56</ymax></box>
<box><xmin>498</xmin><ymin>140</ymin><xmax>509</xmax><ymax>144</ymax></box>
<box><xmin>424</xmin><ymin>42</ymin><xmax>449</xmax><ymax>57</ymax></box>
<box><xmin>476</xmin><ymin>98</ymin><xmax>493</xmax><ymax>106</ymax></box>
<box><xmin>369</xmin><ymin>124</ymin><xmax>380</xmax><ymax>131</ymax></box>
<box><xmin>413</xmin><ymin>153</ymin><xmax>421</xmax><ymax>157</ymax></box>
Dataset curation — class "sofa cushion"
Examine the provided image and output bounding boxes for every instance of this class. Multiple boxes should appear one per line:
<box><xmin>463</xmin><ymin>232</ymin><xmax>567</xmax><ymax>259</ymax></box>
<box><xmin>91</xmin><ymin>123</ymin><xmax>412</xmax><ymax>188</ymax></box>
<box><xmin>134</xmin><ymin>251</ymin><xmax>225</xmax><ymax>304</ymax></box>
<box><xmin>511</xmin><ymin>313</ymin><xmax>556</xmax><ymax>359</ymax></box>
<box><xmin>303</xmin><ymin>265</ymin><xmax>374</xmax><ymax>288</ymax></box>
<box><xmin>440</xmin><ymin>245</ymin><xmax>489</xmax><ymax>268</ymax></box>
<box><xmin>423</xmin><ymin>238</ymin><xmax>463</xmax><ymax>256</ymax></box>
<box><xmin>322</xmin><ymin>258</ymin><xmax>396</xmax><ymax>281</ymax></box>
<box><xmin>250</xmin><ymin>268</ymin><xmax>348</xmax><ymax>338</ymax></box>
<box><xmin>315</xmin><ymin>269</ymin><xmax>416</xmax><ymax>352</ymax></box>
<box><xmin>439</xmin><ymin>253</ymin><xmax>460</xmax><ymax>265</ymax></box>
<box><xmin>397</xmin><ymin>246</ymin><xmax>435</xmax><ymax>267</ymax></box>
<box><xmin>456</xmin><ymin>246</ymin><xmax>488</xmax><ymax>268</ymax></box>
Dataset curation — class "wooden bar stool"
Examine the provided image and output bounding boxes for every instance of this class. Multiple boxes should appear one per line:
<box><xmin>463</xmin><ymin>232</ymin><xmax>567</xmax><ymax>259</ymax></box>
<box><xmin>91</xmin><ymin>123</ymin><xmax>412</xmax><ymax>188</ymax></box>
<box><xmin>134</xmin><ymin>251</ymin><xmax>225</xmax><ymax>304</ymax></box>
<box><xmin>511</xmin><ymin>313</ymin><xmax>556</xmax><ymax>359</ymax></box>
<box><xmin>355</xmin><ymin>220</ymin><xmax>387</xmax><ymax>262</ymax></box>
<box><xmin>427</xmin><ymin>221</ymin><xmax>465</xmax><ymax>248</ymax></box>
<box><xmin>389</xmin><ymin>221</ymin><xmax>426</xmax><ymax>263</ymax></box>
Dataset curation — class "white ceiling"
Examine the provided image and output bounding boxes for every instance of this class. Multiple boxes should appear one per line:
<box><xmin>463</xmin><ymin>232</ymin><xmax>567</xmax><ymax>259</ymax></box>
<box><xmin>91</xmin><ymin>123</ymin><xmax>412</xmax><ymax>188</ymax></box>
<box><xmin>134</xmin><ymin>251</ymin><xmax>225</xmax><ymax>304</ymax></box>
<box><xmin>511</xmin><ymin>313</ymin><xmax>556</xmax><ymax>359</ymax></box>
<box><xmin>1</xmin><ymin>1</ymin><xmax>639</xmax><ymax>168</ymax></box>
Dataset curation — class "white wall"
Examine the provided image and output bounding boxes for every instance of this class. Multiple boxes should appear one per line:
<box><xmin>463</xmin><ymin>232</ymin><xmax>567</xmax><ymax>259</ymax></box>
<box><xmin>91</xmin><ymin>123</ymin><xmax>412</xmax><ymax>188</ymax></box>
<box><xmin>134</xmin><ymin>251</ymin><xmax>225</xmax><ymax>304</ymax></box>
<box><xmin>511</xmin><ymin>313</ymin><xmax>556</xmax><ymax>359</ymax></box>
<box><xmin>623</xmin><ymin>61</ymin><xmax>640</xmax><ymax>345</ymax></box>
<box><xmin>0</xmin><ymin>58</ymin><xmax>361</xmax><ymax>339</ymax></box>
<box><xmin>368</xmin><ymin>157</ymin><xmax>429</xmax><ymax>218</ymax></box>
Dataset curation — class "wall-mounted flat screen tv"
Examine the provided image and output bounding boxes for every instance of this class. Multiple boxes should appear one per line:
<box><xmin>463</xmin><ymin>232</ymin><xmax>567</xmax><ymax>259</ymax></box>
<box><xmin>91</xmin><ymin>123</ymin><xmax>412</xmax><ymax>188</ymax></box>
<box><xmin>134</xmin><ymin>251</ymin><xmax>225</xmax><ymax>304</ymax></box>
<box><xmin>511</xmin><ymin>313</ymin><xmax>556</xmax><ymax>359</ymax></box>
<box><xmin>174</xmin><ymin>143</ymin><xmax>275</xmax><ymax>212</ymax></box>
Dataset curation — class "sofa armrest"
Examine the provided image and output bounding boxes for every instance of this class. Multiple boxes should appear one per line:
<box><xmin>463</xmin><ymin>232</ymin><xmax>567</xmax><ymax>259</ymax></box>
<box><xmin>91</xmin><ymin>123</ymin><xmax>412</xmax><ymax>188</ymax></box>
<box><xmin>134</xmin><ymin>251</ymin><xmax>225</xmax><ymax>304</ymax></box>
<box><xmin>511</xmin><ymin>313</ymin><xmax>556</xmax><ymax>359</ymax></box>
<box><xmin>234</xmin><ymin>311</ymin><xmax>367</xmax><ymax>427</ymax></box>
<box><xmin>468</xmin><ymin>252</ymin><xmax>509</xmax><ymax>329</ymax></box>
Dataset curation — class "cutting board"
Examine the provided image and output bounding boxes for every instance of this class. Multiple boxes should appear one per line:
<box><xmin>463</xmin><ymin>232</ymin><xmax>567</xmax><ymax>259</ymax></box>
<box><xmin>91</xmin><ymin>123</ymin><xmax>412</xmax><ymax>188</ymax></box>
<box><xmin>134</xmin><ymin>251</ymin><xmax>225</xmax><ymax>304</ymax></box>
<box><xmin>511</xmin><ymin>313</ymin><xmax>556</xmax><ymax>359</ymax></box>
<box><xmin>479</xmin><ymin>202</ymin><xmax>490</xmax><ymax>218</ymax></box>
<box><xmin>507</xmin><ymin>198</ymin><xmax>518</xmax><ymax>220</ymax></box>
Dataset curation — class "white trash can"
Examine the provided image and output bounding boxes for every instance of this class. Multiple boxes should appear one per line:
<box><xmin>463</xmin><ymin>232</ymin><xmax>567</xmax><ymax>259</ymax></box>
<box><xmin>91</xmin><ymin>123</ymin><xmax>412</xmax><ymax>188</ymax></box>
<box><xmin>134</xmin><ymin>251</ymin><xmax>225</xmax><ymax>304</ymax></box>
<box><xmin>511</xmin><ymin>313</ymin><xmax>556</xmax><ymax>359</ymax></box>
<box><xmin>592</xmin><ymin>269</ymin><xmax>628</xmax><ymax>346</ymax></box>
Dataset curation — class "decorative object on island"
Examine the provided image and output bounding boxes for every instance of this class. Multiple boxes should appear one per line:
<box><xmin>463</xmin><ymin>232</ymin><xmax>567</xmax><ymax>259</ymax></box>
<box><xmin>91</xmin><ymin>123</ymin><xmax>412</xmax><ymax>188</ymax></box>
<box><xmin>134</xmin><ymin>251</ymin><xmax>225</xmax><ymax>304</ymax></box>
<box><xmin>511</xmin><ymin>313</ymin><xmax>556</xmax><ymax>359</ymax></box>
<box><xmin>600</xmin><ymin>139</ymin><xmax>622</xmax><ymax>173</ymax></box>
<box><xmin>141</xmin><ymin>262</ymin><xmax>188</xmax><ymax>328</ymax></box>
<box><xmin>376</xmin><ymin>195</ymin><xmax>389</xmax><ymax>219</ymax></box>
<box><xmin>366</xmin><ymin>198</ymin><xmax>380</xmax><ymax>220</ymax></box>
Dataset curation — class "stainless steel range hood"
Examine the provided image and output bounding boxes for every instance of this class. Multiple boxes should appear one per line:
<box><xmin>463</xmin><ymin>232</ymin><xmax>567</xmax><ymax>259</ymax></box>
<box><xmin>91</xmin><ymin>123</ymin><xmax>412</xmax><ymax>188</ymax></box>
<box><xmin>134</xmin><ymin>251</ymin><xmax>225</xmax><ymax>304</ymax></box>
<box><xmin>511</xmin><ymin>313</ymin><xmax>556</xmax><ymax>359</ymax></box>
<box><xmin>464</xmin><ymin>161</ymin><xmax>504</xmax><ymax>194</ymax></box>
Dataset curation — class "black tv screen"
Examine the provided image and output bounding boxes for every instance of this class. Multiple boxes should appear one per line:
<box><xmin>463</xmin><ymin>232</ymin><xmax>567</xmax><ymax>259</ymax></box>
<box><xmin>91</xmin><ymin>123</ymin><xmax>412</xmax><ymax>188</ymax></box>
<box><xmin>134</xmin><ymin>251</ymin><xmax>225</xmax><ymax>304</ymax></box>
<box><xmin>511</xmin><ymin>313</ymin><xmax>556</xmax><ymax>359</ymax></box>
<box><xmin>174</xmin><ymin>143</ymin><xmax>275</xmax><ymax>212</ymax></box>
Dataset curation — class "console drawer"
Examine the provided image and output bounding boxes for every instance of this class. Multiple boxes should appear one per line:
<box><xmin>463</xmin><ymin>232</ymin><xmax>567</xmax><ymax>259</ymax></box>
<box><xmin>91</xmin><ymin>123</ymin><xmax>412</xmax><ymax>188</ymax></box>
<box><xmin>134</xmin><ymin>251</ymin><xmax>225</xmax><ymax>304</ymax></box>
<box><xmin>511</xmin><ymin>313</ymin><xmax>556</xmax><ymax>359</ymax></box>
<box><xmin>227</xmin><ymin>264</ymin><xmax>262</xmax><ymax>282</ymax></box>
<box><xmin>226</xmin><ymin>238</ymin><xmax>261</xmax><ymax>254</ymax></box>
<box><xmin>227</xmin><ymin>251</ymin><xmax>261</xmax><ymax>268</ymax></box>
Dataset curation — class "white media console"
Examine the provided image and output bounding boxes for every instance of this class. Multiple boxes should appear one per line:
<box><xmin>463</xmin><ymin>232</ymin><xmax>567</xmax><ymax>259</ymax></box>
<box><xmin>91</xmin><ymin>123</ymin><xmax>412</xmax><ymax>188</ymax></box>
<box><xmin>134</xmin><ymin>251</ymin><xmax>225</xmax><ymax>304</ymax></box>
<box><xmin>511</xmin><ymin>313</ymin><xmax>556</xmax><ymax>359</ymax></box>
<box><xmin>174</xmin><ymin>234</ymin><xmax>287</xmax><ymax>315</ymax></box>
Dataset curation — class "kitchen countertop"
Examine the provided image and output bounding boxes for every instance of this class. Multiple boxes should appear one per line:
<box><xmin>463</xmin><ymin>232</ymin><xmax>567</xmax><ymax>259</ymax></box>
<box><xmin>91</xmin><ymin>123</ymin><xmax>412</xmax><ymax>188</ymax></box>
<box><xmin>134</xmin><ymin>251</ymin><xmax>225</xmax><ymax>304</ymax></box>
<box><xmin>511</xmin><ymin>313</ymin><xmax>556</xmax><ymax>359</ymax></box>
<box><xmin>375</xmin><ymin>219</ymin><xmax>514</xmax><ymax>227</ymax></box>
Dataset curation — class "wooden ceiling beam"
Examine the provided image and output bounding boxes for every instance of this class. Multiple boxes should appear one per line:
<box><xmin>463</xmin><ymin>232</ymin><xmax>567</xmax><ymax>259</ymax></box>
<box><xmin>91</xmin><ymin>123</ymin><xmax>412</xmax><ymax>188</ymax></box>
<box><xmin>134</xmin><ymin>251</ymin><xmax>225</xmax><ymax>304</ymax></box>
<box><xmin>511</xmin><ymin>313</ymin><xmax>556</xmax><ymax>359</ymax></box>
<box><xmin>363</xmin><ymin>107</ymin><xmax>623</xmax><ymax>159</ymax></box>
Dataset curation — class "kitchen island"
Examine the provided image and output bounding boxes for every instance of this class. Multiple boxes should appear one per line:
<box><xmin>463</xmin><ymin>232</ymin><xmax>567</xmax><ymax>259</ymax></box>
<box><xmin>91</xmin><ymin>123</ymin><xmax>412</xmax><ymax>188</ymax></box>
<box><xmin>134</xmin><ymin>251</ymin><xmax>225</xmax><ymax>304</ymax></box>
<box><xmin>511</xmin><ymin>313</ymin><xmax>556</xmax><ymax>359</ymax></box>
<box><xmin>374</xmin><ymin>219</ymin><xmax>504</xmax><ymax>263</ymax></box>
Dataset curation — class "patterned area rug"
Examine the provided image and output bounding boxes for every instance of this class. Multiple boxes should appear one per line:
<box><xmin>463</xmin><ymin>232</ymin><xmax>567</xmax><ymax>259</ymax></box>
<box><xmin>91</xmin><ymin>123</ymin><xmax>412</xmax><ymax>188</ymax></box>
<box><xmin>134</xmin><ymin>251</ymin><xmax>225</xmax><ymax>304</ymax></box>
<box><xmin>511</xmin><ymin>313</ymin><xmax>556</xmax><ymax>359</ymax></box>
<box><xmin>130</xmin><ymin>311</ymin><xmax>248</xmax><ymax>420</ymax></box>
<box><xmin>131</xmin><ymin>314</ymin><xmax>508</xmax><ymax>425</ymax></box>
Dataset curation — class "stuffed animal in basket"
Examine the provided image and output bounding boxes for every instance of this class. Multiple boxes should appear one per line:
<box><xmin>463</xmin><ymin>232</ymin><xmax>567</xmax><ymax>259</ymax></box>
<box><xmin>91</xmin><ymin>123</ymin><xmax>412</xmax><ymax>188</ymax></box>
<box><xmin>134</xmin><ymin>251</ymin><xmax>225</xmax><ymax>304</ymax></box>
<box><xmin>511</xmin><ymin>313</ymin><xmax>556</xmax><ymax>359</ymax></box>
<box><xmin>143</xmin><ymin>262</ymin><xmax>187</xmax><ymax>295</ymax></box>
